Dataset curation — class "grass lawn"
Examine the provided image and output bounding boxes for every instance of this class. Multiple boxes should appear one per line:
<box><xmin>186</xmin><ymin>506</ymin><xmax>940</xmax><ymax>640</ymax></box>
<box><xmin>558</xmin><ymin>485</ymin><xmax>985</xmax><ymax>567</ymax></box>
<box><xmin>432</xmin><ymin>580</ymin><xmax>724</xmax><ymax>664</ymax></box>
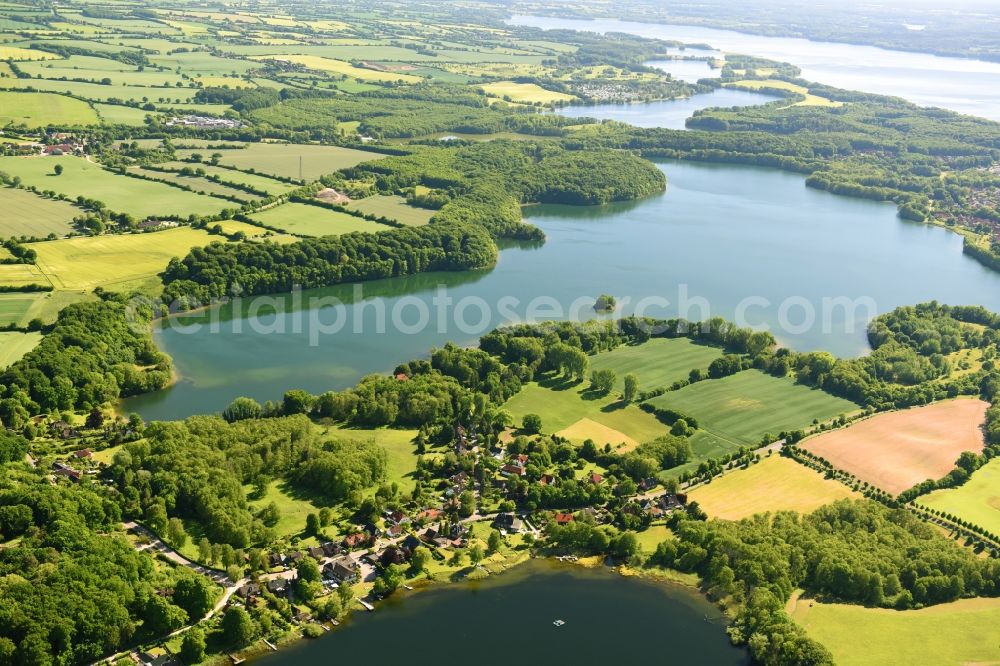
<box><xmin>0</xmin><ymin>156</ymin><xmax>226</xmax><ymax>218</ymax></box>
<box><xmin>248</xmin><ymin>479</ymin><xmax>326</xmax><ymax>541</ymax></box>
<box><xmin>174</xmin><ymin>143</ymin><xmax>385</xmax><ymax>181</ymax></box>
<box><xmin>252</xmin><ymin>203</ymin><xmax>387</xmax><ymax>237</ymax></box>
<box><xmin>0</xmin><ymin>331</ymin><xmax>42</xmax><ymax>368</ymax></box>
<box><xmin>645</xmin><ymin>369</ymin><xmax>858</xmax><ymax>447</ymax></box>
<box><xmin>321</xmin><ymin>425</ymin><xmax>420</xmax><ymax>493</ymax></box>
<box><xmin>479</xmin><ymin>81</ymin><xmax>575</xmax><ymax>104</ymax></box>
<box><xmin>347</xmin><ymin>195</ymin><xmax>435</xmax><ymax>226</ymax></box>
<box><xmin>588</xmin><ymin>338</ymin><xmax>724</xmax><ymax>394</ymax></box>
<box><xmin>633</xmin><ymin>524</ymin><xmax>673</xmax><ymax>554</ymax></box>
<box><xmin>0</xmin><ymin>91</ymin><xmax>98</xmax><ymax>127</ymax></box>
<box><xmin>802</xmin><ymin>399</ymin><xmax>988</xmax><ymax>495</ymax></box>
<box><xmin>790</xmin><ymin>594</ymin><xmax>1000</xmax><ymax>666</ymax></box>
<box><xmin>504</xmin><ymin>377</ymin><xmax>668</xmax><ymax>450</ymax></box>
<box><xmin>0</xmin><ymin>186</ymin><xmax>80</xmax><ymax>238</ymax></box>
<box><xmin>922</xmin><ymin>457</ymin><xmax>1000</xmax><ymax>537</ymax></box>
<box><xmin>31</xmin><ymin>227</ymin><xmax>215</xmax><ymax>290</ymax></box>
<box><xmin>688</xmin><ymin>455</ymin><xmax>859</xmax><ymax>520</ymax></box>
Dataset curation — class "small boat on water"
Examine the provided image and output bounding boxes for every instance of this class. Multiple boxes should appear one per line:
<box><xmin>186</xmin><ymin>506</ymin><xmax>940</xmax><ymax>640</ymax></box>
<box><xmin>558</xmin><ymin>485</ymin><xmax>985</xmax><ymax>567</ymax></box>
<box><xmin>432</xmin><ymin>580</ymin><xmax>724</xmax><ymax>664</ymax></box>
<box><xmin>553</xmin><ymin>619</ymin><xmax>565</xmax><ymax>627</ymax></box>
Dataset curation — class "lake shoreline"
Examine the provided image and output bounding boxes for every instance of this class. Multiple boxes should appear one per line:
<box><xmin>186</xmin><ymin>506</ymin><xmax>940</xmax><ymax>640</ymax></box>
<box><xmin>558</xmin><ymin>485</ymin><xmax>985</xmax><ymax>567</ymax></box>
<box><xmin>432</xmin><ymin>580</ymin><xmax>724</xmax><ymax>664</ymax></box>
<box><xmin>236</xmin><ymin>554</ymin><xmax>729</xmax><ymax>665</ymax></box>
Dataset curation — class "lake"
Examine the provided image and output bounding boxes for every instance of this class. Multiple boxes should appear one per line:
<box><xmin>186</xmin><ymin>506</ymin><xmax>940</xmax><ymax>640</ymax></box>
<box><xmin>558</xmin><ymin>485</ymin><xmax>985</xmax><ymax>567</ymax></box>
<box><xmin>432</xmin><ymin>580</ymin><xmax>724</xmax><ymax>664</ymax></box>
<box><xmin>125</xmin><ymin>160</ymin><xmax>1000</xmax><ymax>421</ymax></box>
<box><xmin>251</xmin><ymin>560</ymin><xmax>748</xmax><ymax>666</ymax></box>
<box><xmin>552</xmin><ymin>87</ymin><xmax>775</xmax><ymax>130</ymax></box>
<box><xmin>509</xmin><ymin>14</ymin><xmax>1000</xmax><ymax>121</ymax></box>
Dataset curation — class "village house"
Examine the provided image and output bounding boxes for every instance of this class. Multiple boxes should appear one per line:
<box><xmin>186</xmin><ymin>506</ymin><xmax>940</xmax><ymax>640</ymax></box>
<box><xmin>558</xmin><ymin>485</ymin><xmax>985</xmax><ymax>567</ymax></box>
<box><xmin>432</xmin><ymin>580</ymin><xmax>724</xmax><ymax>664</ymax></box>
<box><xmin>266</xmin><ymin>578</ymin><xmax>289</xmax><ymax>596</ymax></box>
<box><xmin>71</xmin><ymin>449</ymin><xmax>93</xmax><ymax>460</ymax></box>
<box><xmin>539</xmin><ymin>474</ymin><xmax>556</xmax><ymax>486</ymax></box>
<box><xmin>493</xmin><ymin>512</ymin><xmax>525</xmax><ymax>534</ymax></box>
<box><xmin>554</xmin><ymin>512</ymin><xmax>574</xmax><ymax>525</ymax></box>
<box><xmin>324</xmin><ymin>556</ymin><xmax>360</xmax><ymax>584</ymax></box>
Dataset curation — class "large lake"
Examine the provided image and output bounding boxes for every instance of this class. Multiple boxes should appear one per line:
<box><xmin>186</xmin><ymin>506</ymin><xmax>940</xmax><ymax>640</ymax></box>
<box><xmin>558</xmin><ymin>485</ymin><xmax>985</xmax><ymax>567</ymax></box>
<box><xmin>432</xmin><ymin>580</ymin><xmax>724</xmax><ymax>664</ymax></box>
<box><xmin>509</xmin><ymin>14</ymin><xmax>1000</xmax><ymax>121</ymax></box>
<box><xmin>126</xmin><ymin>160</ymin><xmax>1000</xmax><ymax>421</ymax></box>
<box><xmin>251</xmin><ymin>560</ymin><xmax>748</xmax><ymax>666</ymax></box>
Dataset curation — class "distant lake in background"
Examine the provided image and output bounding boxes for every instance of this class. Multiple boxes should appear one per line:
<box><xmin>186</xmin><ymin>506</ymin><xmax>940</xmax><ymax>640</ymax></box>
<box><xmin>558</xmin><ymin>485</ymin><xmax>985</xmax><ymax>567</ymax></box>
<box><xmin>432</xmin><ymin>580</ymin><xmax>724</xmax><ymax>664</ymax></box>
<box><xmin>509</xmin><ymin>14</ymin><xmax>1000</xmax><ymax>121</ymax></box>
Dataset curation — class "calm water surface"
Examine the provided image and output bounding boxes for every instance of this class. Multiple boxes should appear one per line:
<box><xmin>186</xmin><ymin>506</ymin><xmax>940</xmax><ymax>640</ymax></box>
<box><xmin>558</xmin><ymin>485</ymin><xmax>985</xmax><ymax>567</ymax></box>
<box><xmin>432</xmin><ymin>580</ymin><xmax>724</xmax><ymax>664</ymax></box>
<box><xmin>552</xmin><ymin>87</ymin><xmax>774</xmax><ymax>129</ymax></box>
<box><xmin>126</xmin><ymin>161</ymin><xmax>1000</xmax><ymax>421</ymax></box>
<box><xmin>509</xmin><ymin>15</ymin><xmax>1000</xmax><ymax>120</ymax></box>
<box><xmin>252</xmin><ymin>561</ymin><xmax>748</xmax><ymax>666</ymax></box>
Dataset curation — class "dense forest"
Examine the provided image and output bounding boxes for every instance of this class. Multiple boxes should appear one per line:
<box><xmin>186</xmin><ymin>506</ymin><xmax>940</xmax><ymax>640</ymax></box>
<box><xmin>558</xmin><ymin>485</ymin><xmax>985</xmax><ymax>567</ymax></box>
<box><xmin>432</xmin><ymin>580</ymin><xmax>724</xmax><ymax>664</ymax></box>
<box><xmin>0</xmin><ymin>296</ymin><xmax>169</xmax><ymax>426</ymax></box>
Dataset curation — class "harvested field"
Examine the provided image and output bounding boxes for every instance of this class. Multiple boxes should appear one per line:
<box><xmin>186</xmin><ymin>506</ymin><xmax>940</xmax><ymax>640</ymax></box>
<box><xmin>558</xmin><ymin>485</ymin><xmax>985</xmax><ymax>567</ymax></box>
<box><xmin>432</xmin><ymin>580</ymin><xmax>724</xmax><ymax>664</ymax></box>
<box><xmin>802</xmin><ymin>399</ymin><xmax>988</xmax><ymax>495</ymax></box>
<box><xmin>556</xmin><ymin>418</ymin><xmax>637</xmax><ymax>450</ymax></box>
<box><xmin>688</xmin><ymin>455</ymin><xmax>859</xmax><ymax>520</ymax></box>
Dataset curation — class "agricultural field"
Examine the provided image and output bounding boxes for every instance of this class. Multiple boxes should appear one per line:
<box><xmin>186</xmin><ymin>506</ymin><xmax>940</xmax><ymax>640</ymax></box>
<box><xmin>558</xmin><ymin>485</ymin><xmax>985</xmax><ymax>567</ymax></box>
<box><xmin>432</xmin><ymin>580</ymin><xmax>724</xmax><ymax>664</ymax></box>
<box><xmin>174</xmin><ymin>143</ymin><xmax>385</xmax><ymax>181</ymax></box>
<box><xmin>0</xmin><ymin>186</ymin><xmax>80</xmax><ymax>238</ymax></box>
<box><xmin>92</xmin><ymin>103</ymin><xmax>151</xmax><ymax>126</ymax></box>
<box><xmin>921</xmin><ymin>458</ymin><xmax>1000</xmax><ymax>536</ymax></box>
<box><xmin>504</xmin><ymin>379</ymin><xmax>668</xmax><ymax>450</ymax></box>
<box><xmin>645</xmin><ymin>369</ymin><xmax>859</xmax><ymax>447</ymax></box>
<box><xmin>588</xmin><ymin>337</ymin><xmax>724</xmax><ymax>394</ymax></box>
<box><xmin>0</xmin><ymin>289</ymin><xmax>93</xmax><ymax>325</ymax></box>
<box><xmin>802</xmin><ymin>399</ymin><xmax>988</xmax><ymax>495</ymax></box>
<box><xmin>130</xmin><ymin>167</ymin><xmax>262</xmax><ymax>202</ymax></box>
<box><xmin>0</xmin><ymin>45</ymin><xmax>57</xmax><ymax>60</ymax></box>
<box><xmin>0</xmin><ymin>263</ymin><xmax>49</xmax><ymax>288</ymax></box>
<box><xmin>252</xmin><ymin>203</ymin><xmax>390</xmax><ymax>237</ymax></box>
<box><xmin>789</xmin><ymin>594</ymin><xmax>1000</xmax><ymax>666</ymax></box>
<box><xmin>0</xmin><ymin>156</ymin><xmax>226</xmax><ymax>219</ymax></box>
<box><xmin>212</xmin><ymin>220</ymin><xmax>298</xmax><ymax>244</ymax></box>
<box><xmin>479</xmin><ymin>81</ymin><xmax>576</xmax><ymax>104</ymax></box>
<box><xmin>347</xmin><ymin>194</ymin><xmax>435</xmax><ymax>226</ymax></box>
<box><xmin>0</xmin><ymin>294</ymin><xmax>35</xmax><ymax>327</ymax></box>
<box><xmin>0</xmin><ymin>76</ymin><xmax>200</xmax><ymax>103</ymax></box>
<box><xmin>155</xmin><ymin>162</ymin><xmax>297</xmax><ymax>195</ymax></box>
<box><xmin>0</xmin><ymin>331</ymin><xmax>42</xmax><ymax>368</ymax></box>
<box><xmin>0</xmin><ymin>91</ymin><xmax>98</xmax><ymax>127</ymax></box>
<box><xmin>30</xmin><ymin>227</ymin><xmax>215</xmax><ymax>290</ymax></box>
<box><xmin>688</xmin><ymin>455</ymin><xmax>859</xmax><ymax>520</ymax></box>
<box><xmin>250</xmin><ymin>54</ymin><xmax>422</xmax><ymax>83</ymax></box>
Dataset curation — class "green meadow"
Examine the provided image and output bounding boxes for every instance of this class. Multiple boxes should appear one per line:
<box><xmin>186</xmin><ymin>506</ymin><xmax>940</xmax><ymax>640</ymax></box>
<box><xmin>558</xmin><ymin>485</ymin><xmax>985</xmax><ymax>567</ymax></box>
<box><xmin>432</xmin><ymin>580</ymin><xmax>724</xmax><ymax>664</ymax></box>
<box><xmin>0</xmin><ymin>331</ymin><xmax>42</xmax><ymax>368</ymax></box>
<box><xmin>0</xmin><ymin>186</ymin><xmax>80</xmax><ymax>238</ymax></box>
<box><xmin>0</xmin><ymin>156</ymin><xmax>226</xmax><ymax>218</ymax></box>
<box><xmin>645</xmin><ymin>369</ymin><xmax>859</xmax><ymax>447</ymax></box>
<box><xmin>588</xmin><ymin>337</ymin><xmax>725</xmax><ymax>394</ymax></box>
<box><xmin>347</xmin><ymin>194</ymin><xmax>435</xmax><ymax>226</ymax></box>
<box><xmin>251</xmin><ymin>202</ymin><xmax>388</xmax><ymax>236</ymax></box>
<box><xmin>791</xmin><ymin>595</ymin><xmax>1000</xmax><ymax>666</ymax></box>
<box><xmin>0</xmin><ymin>91</ymin><xmax>98</xmax><ymax>127</ymax></box>
<box><xmin>175</xmin><ymin>143</ymin><xmax>386</xmax><ymax>180</ymax></box>
<box><xmin>504</xmin><ymin>378</ymin><xmax>668</xmax><ymax>450</ymax></box>
<box><xmin>922</xmin><ymin>458</ymin><xmax>1000</xmax><ymax>536</ymax></box>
